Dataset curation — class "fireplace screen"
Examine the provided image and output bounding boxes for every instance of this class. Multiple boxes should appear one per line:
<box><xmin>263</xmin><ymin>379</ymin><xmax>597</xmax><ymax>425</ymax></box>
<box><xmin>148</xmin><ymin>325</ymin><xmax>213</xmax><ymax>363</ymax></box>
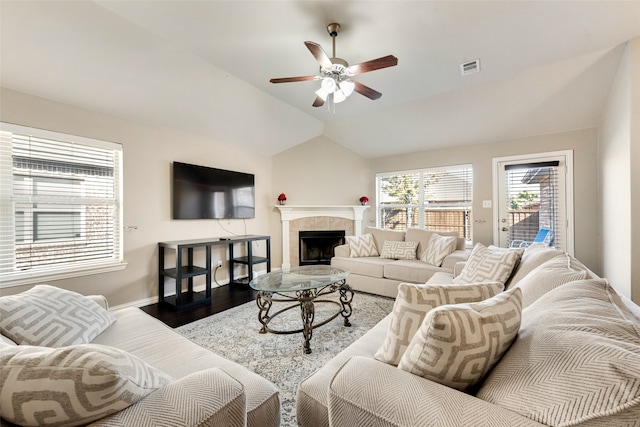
<box><xmin>298</xmin><ymin>230</ymin><xmax>345</xmax><ymax>266</ymax></box>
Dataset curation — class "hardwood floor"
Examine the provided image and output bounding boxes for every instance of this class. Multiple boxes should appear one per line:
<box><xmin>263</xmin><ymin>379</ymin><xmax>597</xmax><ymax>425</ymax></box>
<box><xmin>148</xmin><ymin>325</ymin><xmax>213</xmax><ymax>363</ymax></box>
<box><xmin>140</xmin><ymin>284</ymin><xmax>258</xmax><ymax>328</ymax></box>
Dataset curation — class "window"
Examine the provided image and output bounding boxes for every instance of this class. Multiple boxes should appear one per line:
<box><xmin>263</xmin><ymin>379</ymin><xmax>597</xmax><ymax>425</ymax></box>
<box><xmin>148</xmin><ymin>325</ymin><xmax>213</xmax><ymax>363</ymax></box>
<box><xmin>0</xmin><ymin>123</ymin><xmax>125</xmax><ymax>287</ymax></box>
<box><xmin>376</xmin><ymin>164</ymin><xmax>473</xmax><ymax>243</ymax></box>
<box><xmin>493</xmin><ymin>151</ymin><xmax>574</xmax><ymax>254</ymax></box>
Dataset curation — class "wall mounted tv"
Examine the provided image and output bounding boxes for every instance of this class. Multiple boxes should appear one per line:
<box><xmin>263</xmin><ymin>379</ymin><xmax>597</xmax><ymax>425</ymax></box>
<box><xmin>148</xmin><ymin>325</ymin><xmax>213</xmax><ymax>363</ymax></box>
<box><xmin>172</xmin><ymin>162</ymin><xmax>255</xmax><ymax>219</ymax></box>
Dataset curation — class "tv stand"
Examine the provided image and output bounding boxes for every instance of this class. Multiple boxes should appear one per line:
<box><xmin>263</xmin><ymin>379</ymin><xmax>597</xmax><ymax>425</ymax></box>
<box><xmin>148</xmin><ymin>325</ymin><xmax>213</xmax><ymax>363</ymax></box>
<box><xmin>158</xmin><ymin>235</ymin><xmax>270</xmax><ymax>309</ymax></box>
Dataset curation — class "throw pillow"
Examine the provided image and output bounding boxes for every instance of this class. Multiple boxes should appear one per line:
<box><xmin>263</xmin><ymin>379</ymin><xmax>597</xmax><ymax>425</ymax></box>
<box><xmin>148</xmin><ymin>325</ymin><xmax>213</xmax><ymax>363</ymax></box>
<box><xmin>510</xmin><ymin>253</ymin><xmax>588</xmax><ymax>308</ymax></box>
<box><xmin>0</xmin><ymin>285</ymin><xmax>116</xmax><ymax>347</ymax></box>
<box><xmin>476</xmin><ymin>279</ymin><xmax>640</xmax><ymax>426</ymax></box>
<box><xmin>452</xmin><ymin>243</ymin><xmax>524</xmax><ymax>285</ymax></box>
<box><xmin>374</xmin><ymin>281</ymin><xmax>504</xmax><ymax>366</ymax></box>
<box><xmin>406</xmin><ymin>228</ymin><xmax>464</xmax><ymax>257</ymax></box>
<box><xmin>398</xmin><ymin>287</ymin><xmax>522</xmax><ymax>391</ymax></box>
<box><xmin>346</xmin><ymin>234</ymin><xmax>379</xmax><ymax>257</ymax></box>
<box><xmin>379</xmin><ymin>241</ymin><xmax>419</xmax><ymax>260</ymax></box>
<box><xmin>505</xmin><ymin>243</ymin><xmax>564</xmax><ymax>288</ymax></box>
<box><xmin>0</xmin><ymin>343</ymin><xmax>173</xmax><ymax>427</ymax></box>
<box><xmin>421</xmin><ymin>233</ymin><xmax>458</xmax><ymax>267</ymax></box>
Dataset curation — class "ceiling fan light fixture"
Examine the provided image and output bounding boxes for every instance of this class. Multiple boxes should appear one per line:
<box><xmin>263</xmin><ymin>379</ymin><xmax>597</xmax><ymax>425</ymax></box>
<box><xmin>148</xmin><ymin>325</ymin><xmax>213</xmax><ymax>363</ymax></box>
<box><xmin>340</xmin><ymin>80</ymin><xmax>355</xmax><ymax>97</ymax></box>
<box><xmin>333</xmin><ymin>90</ymin><xmax>347</xmax><ymax>103</ymax></box>
<box><xmin>320</xmin><ymin>76</ymin><xmax>337</xmax><ymax>93</ymax></box>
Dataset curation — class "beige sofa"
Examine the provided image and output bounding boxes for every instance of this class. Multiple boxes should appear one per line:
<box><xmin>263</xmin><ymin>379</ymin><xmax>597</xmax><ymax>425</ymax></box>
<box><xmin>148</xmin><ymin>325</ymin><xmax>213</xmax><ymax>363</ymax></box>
<box><xmin>331</xmin><ymin>227</ymin><xmax>471</xmax><ymax>298</ymax></box>
<box><xmin>298</xmin><ymin>244</ymin><xmax>640</xmax><ymax>426</ymax></box>
<box><xmin>0</xmin><ymin>289</ymin><xmax>280</xmax><ymax>427</ymax></box>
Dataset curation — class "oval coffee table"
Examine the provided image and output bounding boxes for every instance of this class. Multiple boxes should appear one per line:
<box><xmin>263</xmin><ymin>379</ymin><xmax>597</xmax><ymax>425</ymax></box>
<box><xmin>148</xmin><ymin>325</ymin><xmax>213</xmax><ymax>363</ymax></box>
<box><xmin>249</xmin><ymin>265</ymin><xmax>353</xmax><ymax>354</ymax></box>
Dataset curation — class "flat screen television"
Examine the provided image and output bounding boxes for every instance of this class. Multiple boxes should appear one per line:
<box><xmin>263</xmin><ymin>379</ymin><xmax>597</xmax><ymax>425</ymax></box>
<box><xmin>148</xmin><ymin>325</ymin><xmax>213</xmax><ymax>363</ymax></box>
<box><xmin>172</xmin><ymin>162</ymin><xmax>255</xmax><ymax>219</ymax></box>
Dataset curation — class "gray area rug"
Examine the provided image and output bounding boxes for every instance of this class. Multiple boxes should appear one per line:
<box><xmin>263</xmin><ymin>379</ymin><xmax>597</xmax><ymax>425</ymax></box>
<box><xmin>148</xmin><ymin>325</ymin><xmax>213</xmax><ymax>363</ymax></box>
<box><xmin>175</xmin><ymin>291</ymin><xmax>394</xmax><ymax>426</ymax></box>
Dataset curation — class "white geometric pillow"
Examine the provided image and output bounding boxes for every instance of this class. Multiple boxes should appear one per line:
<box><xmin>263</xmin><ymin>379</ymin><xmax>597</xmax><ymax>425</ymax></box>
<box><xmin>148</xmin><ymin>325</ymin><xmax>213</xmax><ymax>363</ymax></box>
<box><xmin>374</xmin><ymin>281</ymin><xmax>504</xmax><ymax>366</ymax></box>
<box><xmin>379</xmin><ymin>241</ymin><xmax>418</xmax><ymax>260</ymax></box>
<box><xmin>398</xmin><ymin>287</ymin><xmax>522</xmax><ymax>391</ymax></box>
<box><xmin>453</xmin><ymin>243</ymin><xmax>524</xmax><ymax>285</ymax></box>
<box><xmin>0</xmin><ymin>344</ymin><xmax>173</xmax><ymax>427</ymax></box>
<box><xmin>346</xmin><ymin>234</ymin><xmax>379</xmax><ymax>257</ymax></box>
<box><xmin>0</xmin><ymin>285</ymin><xmax>116</xmax><ymax>347</ymax></box>
<box><xmin>421</xmin><ymin>233</ymin><xmax>458</xmax><ymax>266</ymax></box>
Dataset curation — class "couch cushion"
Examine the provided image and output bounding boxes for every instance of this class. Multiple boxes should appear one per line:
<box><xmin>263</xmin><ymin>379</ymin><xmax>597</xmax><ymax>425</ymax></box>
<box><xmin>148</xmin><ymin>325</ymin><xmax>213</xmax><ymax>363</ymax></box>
<box><xmin>374</xmin><ymin>282</ymin><xmax>504</xmax><ymax>366</ymax></box>
<box><xmin>476</xmin><ymin>279</ymin><xmax>640</xmax><ymax>427</ymax></box>
<box><xmin>421</xmin><ymin>233</ymin><xmax>458</xmax><ymax>266</ymax></box>
<box><xmin>331</xmin><ymin>256</ymin><xmax>392</xmax><ymax>279</ymax></box>
<box><xmin>379</xmin><ymin>240</ymin><xmax>418</xmax><ymax>260</ymax></box>
<box><xmin>382</xmin><ymin>260</ymin><xmax>444</xmax><ymax>283</ymax></box>
<box><xmin>365</xmin><ymin>226</ymin><xmax>405</xmax><ymax>253</ymax></box>
<box><xmin>0</xmin><ymin>343</ymin><xmax>172</xmax><ymax>427</ymax></box>
<box><xmin>505</xmin><ymin>243</ymin><xmax>564</xmax><ymax>288</ymax></box>
<box><xmin>453</xmin><ymin>244</ymin><xmax>523</xmax><ymax>285</ymax></box>
<box><xmin>0</xmin><ymin>285</ymin><xmax>116</xmax><ymax>347</ymax></box>
<box><xmin>399</xmin><ymin>287</ymin><xmax>522</xmax><ymax>391</ymax></box>
<box><xmin>345</xmin><ymin>234</ymin><xmax>379</xmax><ymax>257</ymax></box>
<box><xmin>510</xmin><ymin>253</ymin><xmax>589</xmax><ymax>308</ymax></box>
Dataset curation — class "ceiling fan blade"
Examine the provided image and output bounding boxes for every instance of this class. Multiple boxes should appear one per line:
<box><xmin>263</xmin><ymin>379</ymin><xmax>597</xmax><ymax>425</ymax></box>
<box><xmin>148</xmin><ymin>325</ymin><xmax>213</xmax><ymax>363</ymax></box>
<box><xmin>270</xmin><ymin>75</ymin><xmax>318</xmax><ymax>84</ymax></box>
<box><xmin>305</xmin><ymin>41</ymin><xmax>333</xmax><ymax>69</ymax></box>
<box><xmin>312</xmin><ymin>95</ymin><xmax>325</xmax><ymax>107</ymax></box>
<box><xmin>353</xmin><ymin>81</ymin><xmax>382</xmax><ymax>100</ymax></box>
<box><xmin>346</xmin><ymin>55</ymin><xmax>398</xmax><ymax>75</ymax></box>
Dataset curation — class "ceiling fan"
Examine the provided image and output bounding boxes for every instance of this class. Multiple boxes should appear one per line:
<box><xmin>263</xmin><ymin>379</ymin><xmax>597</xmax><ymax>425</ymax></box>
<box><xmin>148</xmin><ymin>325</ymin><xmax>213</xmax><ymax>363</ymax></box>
<box><xmin>270</xmin><ymin>23</ymin><xmax>398</xmax><ymax>108</ymax></box>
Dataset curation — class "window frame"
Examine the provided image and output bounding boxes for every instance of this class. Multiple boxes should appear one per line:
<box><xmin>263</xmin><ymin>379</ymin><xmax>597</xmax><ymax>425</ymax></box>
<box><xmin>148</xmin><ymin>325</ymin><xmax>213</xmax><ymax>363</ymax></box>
<box><xmin>375</xmin><ymin>164</ymin><xmax>473</xmax><ymax>244</ymax></box>
<box><xmin>0</xmin><ymin>122</ymin><xmax>127</xmax><ymax>288</ymax></box>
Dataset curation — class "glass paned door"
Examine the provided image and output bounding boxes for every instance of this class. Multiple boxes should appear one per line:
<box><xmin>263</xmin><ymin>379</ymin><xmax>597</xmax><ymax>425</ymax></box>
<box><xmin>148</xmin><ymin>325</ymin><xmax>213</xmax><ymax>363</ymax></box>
<box><xmin>494</xmin><ymin>152</ymin><xmax>573</xmax><ymax>254</ymax></box>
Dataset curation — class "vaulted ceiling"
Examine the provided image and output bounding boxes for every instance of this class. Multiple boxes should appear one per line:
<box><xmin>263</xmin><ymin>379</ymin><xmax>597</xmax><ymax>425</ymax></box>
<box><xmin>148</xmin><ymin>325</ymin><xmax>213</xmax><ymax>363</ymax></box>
<box><xmin>1</xmin><ymin>1</ymin><xmax>639</xmax><ymax>158</ymax></box>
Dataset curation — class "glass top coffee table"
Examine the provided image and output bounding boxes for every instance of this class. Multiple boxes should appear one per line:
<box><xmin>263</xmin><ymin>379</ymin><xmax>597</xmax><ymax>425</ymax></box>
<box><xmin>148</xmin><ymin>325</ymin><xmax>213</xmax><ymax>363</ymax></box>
<box><xmin>249</xmin><ymin>265</ymin><xmax>353</xmax><ymax>354</ymax></box>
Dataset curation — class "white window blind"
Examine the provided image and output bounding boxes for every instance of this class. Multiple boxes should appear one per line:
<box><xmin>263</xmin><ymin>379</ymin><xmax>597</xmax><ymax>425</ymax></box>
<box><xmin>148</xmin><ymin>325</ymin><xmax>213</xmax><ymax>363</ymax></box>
<box><xmin>503</xmin><ymin>161</ymin><xmax>564</xmax><ymax>250</ymax></box>
<box><xmin>376</xmin><ymin>164</ymin><xmax>473</xmax><ymax>242</ymax></box>
<box><xmin>0</xmin><ymin>123</ymin><xmax>124</xmax><ymax>287</ymax></box>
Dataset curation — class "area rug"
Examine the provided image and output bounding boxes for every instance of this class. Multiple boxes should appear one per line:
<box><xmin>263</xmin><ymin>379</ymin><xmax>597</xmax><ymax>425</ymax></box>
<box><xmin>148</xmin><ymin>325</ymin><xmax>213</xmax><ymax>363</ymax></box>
<box><xmin>175</xmin><ymin>291</ymin><xmax>394</xmax><ymax>427</ymax></box>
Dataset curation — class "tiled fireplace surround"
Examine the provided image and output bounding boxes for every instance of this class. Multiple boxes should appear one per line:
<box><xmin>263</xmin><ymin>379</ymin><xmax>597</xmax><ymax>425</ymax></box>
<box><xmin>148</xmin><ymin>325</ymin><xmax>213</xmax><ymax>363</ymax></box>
<box><xmin>276</xmin><ymin>205</ymin><xmax>369</xmax><ymax>269</ymax></box>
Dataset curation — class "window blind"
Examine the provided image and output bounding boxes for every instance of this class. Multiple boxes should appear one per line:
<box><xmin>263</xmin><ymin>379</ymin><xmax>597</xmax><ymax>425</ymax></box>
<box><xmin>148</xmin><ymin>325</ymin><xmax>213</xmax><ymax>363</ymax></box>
<box><xmin>503</xmin><ymin>161</ymin><xmax>564</xmax><ymax>249</ymax></box>
<box><xmin>376</xmin><ymin>165</ymin><xmax>473</xmax><ymax>242</ymax></box>
<box><xmin>0</xmin><ymin>123</ymin><xmax>123</xmax><ymax>286</ymax></box>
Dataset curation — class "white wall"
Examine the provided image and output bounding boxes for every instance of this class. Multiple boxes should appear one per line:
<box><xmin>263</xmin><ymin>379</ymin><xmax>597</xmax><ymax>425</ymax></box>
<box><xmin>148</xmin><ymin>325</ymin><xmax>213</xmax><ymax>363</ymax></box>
<box><xmin>270</xmin><ymin>135</ymin><xmax>374</xmax><ymax>267</ymax></box>
<box><xmin>371</xmin><ymin>129</ymin><xmax>600</xmax><ymax>274</ymax></box>
<box><xmin>598</xmin><ymin>41</ymin><xmax>632</xmax><ymax>298</ymax></box>
<box><xmin>0</xmin><ymin>88</ymin><xmax>273</xmax><ymax>307</ymax></box>
<box><xmin>598</xmin><ymin>37</ymin><xmax>640</xmax><ymax>303</ymax></box>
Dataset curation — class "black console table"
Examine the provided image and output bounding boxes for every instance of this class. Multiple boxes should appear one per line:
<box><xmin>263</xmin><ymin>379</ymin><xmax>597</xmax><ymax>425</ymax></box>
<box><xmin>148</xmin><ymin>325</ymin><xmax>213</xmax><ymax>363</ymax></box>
<box><xmin>158</xmin><ymin>235</ymin><xmax>271</xmax><ymax>309</ymax></box>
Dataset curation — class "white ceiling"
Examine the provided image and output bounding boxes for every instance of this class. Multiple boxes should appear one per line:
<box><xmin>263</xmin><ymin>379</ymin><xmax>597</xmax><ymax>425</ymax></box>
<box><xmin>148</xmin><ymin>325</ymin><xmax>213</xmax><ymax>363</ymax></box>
<box><xmin>1</xmin><ymin>1</ymin><xmax>639</xmax><ymax>158</ymax></box>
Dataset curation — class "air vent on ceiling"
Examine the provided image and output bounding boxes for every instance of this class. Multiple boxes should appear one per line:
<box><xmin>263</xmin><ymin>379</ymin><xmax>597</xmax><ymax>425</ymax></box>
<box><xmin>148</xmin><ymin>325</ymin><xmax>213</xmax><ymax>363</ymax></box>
<box><xmin>460</xmin><ymin>59</ymin><xmax>480</xmax><ymax>75</ymax></box>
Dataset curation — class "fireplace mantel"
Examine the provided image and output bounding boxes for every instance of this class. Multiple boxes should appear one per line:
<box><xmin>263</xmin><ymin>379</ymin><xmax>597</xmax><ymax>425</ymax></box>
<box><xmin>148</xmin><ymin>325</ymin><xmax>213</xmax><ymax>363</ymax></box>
<box><xmin>276</xmin><ymin>205</ymin><xmax>369</xmax><ymax>268</ymax></box>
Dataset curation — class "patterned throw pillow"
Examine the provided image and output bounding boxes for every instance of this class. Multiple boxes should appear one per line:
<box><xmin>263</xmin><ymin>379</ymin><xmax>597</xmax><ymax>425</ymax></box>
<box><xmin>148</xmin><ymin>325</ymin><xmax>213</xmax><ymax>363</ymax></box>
<box><xmin>0</xmin><ymin>344</ymin><xmax>173</xmax><ymax>427</ymax></box>
<box><xmin>379</xmin><ymin>241</ymin><xmax>419</xmax><ymax>260</ymax></box>
<box><xmin>476</xmin><ymin>279</ymin><xmax>640</xmax><ymax>426</ymax></box>
<box><xmin>0</xmin><ymin>285</ymin><xmax>116</xmax><ymax>347</ymax></box>
<box><xmin>374</xmin><ymin>281</ymin><xmax>504</xmax><ymax>366</ymax></box>
<box><xmin>346</xmin><ymin>234</ymin><xmax>379</xmax><ymax>257</ymax></box>
<box><xmin>398</xmin><ymin>287</ymin><xmax>522</xmax><ymax>391</ymax></box>
<box><xmin>421</xmin><ymin>233</ymin><xmax>458</xmax><ymax>266</ymax></box>
<box><xmin>453</xmin><ymin>243</ymin><xmax>524</xmax><ymax>285</ymax></box>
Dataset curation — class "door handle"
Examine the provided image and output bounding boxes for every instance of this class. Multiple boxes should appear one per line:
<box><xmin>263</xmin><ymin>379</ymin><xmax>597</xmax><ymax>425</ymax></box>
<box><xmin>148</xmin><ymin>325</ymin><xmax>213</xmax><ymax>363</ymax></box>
<box><xmin>501</xmin><ymin>227</ymin><xmax>509</xmax><ymax>232</ymax></box>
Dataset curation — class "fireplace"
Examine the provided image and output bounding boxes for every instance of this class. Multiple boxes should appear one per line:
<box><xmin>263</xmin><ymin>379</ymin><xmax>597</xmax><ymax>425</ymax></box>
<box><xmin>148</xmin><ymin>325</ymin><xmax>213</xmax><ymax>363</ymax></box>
<box><xmin>299</xmin><ymin>230</ymin><xmax>345</xmax><ymax>266</ymax></box>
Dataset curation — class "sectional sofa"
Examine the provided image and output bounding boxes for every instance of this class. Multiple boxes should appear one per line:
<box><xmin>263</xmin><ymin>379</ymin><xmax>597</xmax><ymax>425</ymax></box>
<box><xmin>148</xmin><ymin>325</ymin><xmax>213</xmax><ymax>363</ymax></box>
<box><xmin>331</xmin><ymin>226</ymin><xmax>471</xmax><ymax>298</ymax></box>
<box><xmin>298</xmin><ymin>243</ymin><xmax>640</xmax><ymax>426</ymax></box>
<box><xmin>0</xmin><ymin>286</ymin><xmax>281</xmax><ymax>427</ymax></box>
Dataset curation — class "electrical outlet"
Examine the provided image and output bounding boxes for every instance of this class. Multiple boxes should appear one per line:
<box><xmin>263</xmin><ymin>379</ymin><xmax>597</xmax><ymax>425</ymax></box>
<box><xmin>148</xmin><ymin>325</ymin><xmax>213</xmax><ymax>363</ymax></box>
<box><xmin>217</xmin><ymin>260</ymin><xmax>223</xmax><ymax>268</ymax></box>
